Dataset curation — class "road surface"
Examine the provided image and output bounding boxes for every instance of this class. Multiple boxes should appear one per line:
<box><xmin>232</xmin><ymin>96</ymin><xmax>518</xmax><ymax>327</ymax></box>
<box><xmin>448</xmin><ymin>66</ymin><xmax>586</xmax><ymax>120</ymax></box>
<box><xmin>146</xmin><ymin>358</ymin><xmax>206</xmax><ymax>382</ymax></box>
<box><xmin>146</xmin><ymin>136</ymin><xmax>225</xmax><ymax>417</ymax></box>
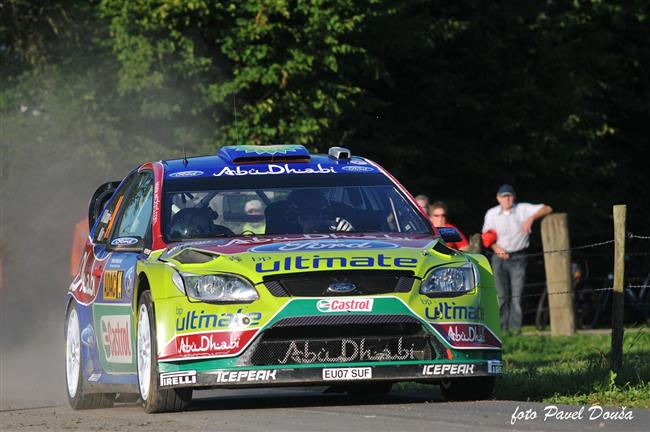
<box><xmin>1</xmin><ymin>386</ymin><xmax>647</xmax><ymax>432</ymax></box>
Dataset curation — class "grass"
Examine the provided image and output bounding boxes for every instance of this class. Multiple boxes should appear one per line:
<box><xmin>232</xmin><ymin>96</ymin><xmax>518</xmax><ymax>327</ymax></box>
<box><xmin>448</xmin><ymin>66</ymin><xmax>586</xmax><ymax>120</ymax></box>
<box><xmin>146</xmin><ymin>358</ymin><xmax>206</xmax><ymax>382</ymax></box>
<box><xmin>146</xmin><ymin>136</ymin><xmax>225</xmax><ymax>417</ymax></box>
<box><xmin>495</xmin><ymin>329</ymin><xmax>650</xmax><ymax>408</ymax></box>
<box><xmin>397</xmin><ymin>328</ymin><xmax>650</xmax><ymax>408</ymax></box>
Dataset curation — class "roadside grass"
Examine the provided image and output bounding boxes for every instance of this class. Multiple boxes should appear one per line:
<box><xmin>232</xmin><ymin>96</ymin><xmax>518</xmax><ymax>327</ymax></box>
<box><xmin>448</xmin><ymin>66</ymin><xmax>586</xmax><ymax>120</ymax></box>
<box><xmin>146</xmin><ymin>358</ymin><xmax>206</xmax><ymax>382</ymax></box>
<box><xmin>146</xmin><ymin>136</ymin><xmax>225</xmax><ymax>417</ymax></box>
<box><xmin>496</xmin><ymin>329</ymin><xmax>650</xmax><ymax>408</ymax></box>
<box><xmin>397</xmin><ymin>328</ymin><xmax>650</xmax><ymax>408</ymax></box>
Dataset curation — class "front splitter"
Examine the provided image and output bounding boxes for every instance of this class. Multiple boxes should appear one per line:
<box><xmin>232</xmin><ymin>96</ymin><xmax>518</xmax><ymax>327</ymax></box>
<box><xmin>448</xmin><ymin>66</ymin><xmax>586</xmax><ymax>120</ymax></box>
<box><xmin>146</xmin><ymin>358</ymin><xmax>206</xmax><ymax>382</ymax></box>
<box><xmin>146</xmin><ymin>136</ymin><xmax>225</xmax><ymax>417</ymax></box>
<box><xmin>158</xmin><ymin>361</ymin><xmax>502</xmax><ymax>389</ymax></box>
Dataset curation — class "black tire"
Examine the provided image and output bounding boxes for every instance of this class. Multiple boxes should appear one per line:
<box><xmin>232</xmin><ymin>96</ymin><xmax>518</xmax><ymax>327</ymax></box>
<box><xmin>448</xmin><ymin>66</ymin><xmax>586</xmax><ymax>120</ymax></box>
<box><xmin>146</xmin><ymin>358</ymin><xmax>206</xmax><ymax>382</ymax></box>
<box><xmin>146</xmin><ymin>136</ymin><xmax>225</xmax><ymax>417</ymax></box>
<box><xmin>535</xmin><ymin>290</ymin><xmax>549</xmax><ymax>331</ymax></box>
<box><xmin>440</xmin><ymin>377</ymin><xmax>495</xmax><ymax>401</ymax></box>
<box><xmin>137</xmin><ymin>291</ymin><xmax>192</xmax><ymax>413</ymax></box>
<box><xmin>65</xmin><ymin>303</ymin><xmax>115</xmax><ymax>409</ymax></box>
<box><xmin>575</xmin><ymin>288</ymin><xmax>600</xmax><ymax>329</ymax></box>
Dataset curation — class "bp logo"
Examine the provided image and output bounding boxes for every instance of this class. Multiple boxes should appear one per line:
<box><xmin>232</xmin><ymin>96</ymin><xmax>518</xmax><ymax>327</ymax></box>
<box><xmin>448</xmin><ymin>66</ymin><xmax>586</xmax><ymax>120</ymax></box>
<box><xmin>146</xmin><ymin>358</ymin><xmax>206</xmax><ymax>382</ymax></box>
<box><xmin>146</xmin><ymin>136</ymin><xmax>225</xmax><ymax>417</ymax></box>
<box><xmin>100</xmin><ymin>315</ymin><xmax>132</xmax><ymax>363</ymax></box>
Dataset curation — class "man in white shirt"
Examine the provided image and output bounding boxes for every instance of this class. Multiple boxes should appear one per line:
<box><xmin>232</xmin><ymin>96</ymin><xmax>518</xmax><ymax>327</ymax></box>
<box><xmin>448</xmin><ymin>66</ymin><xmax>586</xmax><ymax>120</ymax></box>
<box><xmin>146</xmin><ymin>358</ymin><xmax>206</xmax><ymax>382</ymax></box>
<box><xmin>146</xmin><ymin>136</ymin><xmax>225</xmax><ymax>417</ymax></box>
<box><xmin>482</xmin><ymin>184</ymin><xmax>553</xmax><ymax>334</ymax></box>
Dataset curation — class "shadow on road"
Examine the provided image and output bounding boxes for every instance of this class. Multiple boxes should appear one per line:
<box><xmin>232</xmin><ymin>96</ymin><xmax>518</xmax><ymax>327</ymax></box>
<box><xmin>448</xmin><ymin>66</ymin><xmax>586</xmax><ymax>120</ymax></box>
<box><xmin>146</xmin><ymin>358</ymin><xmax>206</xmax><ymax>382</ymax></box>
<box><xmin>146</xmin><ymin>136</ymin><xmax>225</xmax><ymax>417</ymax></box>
<box><xmin>187</xmin><ymin>387</ymin><xmax>445</xmax><ymax>412</ymax></box>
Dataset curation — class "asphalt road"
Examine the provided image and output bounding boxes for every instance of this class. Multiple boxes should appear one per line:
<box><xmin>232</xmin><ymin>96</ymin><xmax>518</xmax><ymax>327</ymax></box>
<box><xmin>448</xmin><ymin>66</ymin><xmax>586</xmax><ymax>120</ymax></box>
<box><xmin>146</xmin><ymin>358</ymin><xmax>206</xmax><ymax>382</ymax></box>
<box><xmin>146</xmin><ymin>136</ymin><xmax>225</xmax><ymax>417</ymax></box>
<box><xmin>1</xmin><ymin>387</ymin><xmax>648</xmax><ymax>432</ymax></box>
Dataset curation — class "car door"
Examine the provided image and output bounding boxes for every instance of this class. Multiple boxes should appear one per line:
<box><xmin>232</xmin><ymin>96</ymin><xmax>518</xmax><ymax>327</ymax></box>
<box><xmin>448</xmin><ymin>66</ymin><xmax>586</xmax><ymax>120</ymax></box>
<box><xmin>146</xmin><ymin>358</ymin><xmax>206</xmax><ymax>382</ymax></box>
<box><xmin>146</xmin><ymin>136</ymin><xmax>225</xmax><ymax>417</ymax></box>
<box><xmin>91</xmin><ymin>170</ymin><xmax>154</xmax><ymax>376</ymax></box>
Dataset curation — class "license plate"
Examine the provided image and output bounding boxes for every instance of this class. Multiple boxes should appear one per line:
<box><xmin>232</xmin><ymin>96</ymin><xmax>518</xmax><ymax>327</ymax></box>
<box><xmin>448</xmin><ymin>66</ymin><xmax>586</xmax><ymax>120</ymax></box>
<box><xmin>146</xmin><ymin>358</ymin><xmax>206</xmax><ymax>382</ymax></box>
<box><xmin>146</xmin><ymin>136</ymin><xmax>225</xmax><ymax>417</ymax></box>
<box><xmin>322</xmin><ymin>367</ymin><xmax>372</xmax><ymax>381</ymax></box>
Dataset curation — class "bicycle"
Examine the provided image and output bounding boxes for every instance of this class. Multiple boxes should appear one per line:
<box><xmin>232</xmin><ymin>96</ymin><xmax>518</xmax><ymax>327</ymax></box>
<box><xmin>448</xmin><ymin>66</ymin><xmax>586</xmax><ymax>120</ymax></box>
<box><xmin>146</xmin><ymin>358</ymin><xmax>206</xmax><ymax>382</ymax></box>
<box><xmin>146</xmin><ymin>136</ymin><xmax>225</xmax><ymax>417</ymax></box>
<box><xmin>535</xmin><ymin>265</ymin><xmax>650</xmax><ymax>330</ymax></box>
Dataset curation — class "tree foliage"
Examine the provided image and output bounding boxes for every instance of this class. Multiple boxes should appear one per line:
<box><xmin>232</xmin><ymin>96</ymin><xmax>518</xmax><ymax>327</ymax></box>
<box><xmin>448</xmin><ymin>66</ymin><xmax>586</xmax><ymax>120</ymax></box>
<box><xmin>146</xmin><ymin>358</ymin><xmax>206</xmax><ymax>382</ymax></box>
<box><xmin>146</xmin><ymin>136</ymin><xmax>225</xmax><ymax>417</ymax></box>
<box><xmin>1</xmin><ymin>0</ymin><xmax>649</xmax><ymax>239</ymax></box>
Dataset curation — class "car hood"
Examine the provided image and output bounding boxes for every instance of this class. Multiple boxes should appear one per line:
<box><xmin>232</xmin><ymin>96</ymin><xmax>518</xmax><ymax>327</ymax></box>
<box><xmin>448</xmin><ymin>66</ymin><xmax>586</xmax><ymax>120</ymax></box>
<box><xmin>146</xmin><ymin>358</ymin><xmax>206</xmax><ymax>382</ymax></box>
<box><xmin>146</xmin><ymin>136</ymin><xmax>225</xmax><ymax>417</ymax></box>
<box><xmin>158</xmin><ymin>233</ymin><xmax>466</xmax><ymax>281</ymax></box>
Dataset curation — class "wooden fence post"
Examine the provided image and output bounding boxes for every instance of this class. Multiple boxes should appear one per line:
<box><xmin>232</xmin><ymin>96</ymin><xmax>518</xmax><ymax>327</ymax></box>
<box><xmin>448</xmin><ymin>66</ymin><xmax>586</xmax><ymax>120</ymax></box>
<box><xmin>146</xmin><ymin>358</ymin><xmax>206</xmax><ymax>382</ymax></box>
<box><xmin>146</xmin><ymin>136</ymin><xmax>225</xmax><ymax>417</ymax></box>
<box><xmin>541</xmin><ymin>213</ymin><xmax>575</xmax><ymax>336</ymax></box>
<box><xmin>611</xmin><ymin>204</ymin><xmax>626</xmax><ymax>378</ymax></box>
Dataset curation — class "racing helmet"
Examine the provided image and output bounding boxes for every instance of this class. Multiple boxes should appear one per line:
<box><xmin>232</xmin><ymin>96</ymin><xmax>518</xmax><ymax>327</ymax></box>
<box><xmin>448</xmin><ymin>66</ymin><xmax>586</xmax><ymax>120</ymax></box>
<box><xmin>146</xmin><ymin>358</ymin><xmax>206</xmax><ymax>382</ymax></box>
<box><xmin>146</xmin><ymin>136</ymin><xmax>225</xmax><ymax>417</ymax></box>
<box><xmin>169</xmin><ymin>207</ymin><xmax>218</xmax><ymax>239</ymax></box>
<box><xmin>286</xmin><ymin>189</ymin><xmax>330</xmax><ymax>224</ymax></box>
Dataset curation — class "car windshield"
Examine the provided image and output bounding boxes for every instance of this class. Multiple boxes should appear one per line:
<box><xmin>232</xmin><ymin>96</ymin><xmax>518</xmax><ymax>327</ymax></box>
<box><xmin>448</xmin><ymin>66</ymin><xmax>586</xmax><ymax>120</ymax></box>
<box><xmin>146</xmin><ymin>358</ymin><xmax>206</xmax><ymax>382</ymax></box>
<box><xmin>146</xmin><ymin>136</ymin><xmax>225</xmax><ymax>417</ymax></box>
<box><xmin>162</xmin><ymin>173</ymin><xmax>432</xmax><ymax>241</ymax></box>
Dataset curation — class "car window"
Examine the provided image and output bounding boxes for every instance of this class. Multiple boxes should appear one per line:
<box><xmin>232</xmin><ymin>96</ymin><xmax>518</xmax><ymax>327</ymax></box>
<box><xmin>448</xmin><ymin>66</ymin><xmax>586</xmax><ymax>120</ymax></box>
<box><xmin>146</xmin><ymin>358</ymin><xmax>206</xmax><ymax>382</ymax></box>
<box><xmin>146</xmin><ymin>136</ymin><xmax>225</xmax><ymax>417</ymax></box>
<box><xmin>161</xmin><ymin>174</ymin><xmax>432</xmax><ymax>241</ymax></box>
<box><xmin>112</xmin><ymin>172</ymin><xmax>154</xmax><ymax>242</ymax></box>
<box><xmin>93</xmin><ymin>174</ymin><xmax>138</xmax><ymax>244</ymax></box>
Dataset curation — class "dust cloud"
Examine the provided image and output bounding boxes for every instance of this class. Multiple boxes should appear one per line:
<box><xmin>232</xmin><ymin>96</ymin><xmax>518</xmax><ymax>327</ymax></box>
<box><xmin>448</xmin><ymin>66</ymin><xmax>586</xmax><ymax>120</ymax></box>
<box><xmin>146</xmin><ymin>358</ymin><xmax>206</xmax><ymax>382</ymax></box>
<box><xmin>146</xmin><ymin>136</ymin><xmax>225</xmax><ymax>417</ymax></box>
<box><xmin>0</xmin><ymin>117</ymin><xmax>131</xmax><ymax>408</ymax></box>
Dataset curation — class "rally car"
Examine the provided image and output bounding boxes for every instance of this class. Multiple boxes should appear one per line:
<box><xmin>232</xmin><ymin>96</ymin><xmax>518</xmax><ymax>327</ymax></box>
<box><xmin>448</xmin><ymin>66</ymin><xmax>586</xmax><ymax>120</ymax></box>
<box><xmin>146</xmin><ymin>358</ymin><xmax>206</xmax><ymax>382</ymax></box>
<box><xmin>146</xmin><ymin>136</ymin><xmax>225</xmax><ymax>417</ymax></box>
<box><xmin>65</xmin><ymin>145</ymin><xmax>502</xmax><ymax>413</ymax></box>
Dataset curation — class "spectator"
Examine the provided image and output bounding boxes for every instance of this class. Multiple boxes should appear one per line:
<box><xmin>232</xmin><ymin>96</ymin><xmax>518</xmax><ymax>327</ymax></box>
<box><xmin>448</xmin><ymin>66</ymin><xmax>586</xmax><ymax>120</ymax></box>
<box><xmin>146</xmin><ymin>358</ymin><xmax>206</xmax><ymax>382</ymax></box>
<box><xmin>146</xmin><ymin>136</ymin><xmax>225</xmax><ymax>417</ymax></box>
<box><xmin>482</xmin><ymin>184</ymin><xmax>553</xmax><ymax>334</ymax></box>
<box><xmin>70</xmin><ymin>218</ymin><xmax>89</xmax><ymax>278</ymax></box>
<box><xmin>430</xmin><ymin>201</ymin><xmax>469</xmax><ymax>251</ymax></box>
<box><xmin>414</xmin><ymin>194</ymin><xmax>430</xmax><ymax>216</ymax></box>
<box><xmin>242</xmin><ymin>199</ymin><xmax>266</xmax><ymax>234</ymax></box>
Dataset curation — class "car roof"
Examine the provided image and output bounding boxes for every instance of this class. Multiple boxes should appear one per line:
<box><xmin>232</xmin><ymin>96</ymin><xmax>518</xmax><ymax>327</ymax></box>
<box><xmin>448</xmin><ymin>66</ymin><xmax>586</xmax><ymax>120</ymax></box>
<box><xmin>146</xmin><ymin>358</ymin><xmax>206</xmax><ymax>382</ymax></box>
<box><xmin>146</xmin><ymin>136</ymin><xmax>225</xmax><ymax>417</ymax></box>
<box><xmin>160</xmin><ymin>145</ymin><xmax>379</xmax><ymax>179</ymax></box>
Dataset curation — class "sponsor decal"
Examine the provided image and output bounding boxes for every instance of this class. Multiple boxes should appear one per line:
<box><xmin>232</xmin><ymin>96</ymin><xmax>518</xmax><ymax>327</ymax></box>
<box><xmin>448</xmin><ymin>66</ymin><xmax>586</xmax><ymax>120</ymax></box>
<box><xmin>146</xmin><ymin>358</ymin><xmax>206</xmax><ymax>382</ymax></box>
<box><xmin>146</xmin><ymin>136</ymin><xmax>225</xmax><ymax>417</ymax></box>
<box><xmin>425</xmin><ymin>303</ymin><xmax>485</xmax><ymax>321</ymax></box>
<box><xmin>340</xmin><ymin>165</ymin><xmax>375</xmax><ymax>173</ymax></box>
<box><xmin>255</xmin><ymin>254</ymin><xmax>418</xmax><ymax>273</ymax></box>
<box><xmin>100</xmin><ymin>315</ymin><xmax>132</xmax><ymax>363</ymax></box>
<box><xmin>317</xmin><ymin>298</ymin><xmax>373</xmax><ymax>313</ymax></box>
<box><xmin>488</xmin><ymin>360</ymin><xmax>503</xmax><ymax>374</ymax></box>
<box><xmin>102</xmin><ymin>270</ymin><xmax>123</xmax><ymax>300</ymax></box>
<box><xmin>421</xmin><ymin>364</ymin><xmax>476</xmax><ymax>376</ymax></box>
<box><xmin>124</xmin><ymin>266</ymin><xmax>134</xmax><ymax>296</ymax></box>
<box><xmin>169</xmin><ymin>170</ymin><xmax>204</xmax><ymax>178</ymax></box>
<box><xmin>430</xmin><ymin>322</ymin><xmax>501</xmax><ymax>349</ymax></box>
<box><xmin>160</xmin><ymin>371</ymin><xmax>197</xmax><ymax>387</ymax></box>
<box><xmin>175</xmin><ymin>309</ymin><xmax>262</xmax><ymax>331</ymax></box>
<box><xmin>213</xmin><ymin>369</ymin><xmax>278</xmax><ymax>383</ymax></box>
<box><xmin>88</xmin><ymin>373</ymin><xmax>102</xmax><ymax>382</ymax></box>
<box><xmin>278</xmin><ymin>337</ymin><xmax>417</xmax><ymax>364</ymax></box>
<box><xmin>152</xmin><ymin>180</ymin><xmax>161</xmax><ymax>225</ymax></box>
<box><xmin>350</xmin><ymin>159</ymin><xmax>368</xmax><ymax>165</ymax></box>
<box><xmin>107</xmin><ymin>257</ymin><xmax>124</xmax><ymax>268</ymax></box>
<box><xmin>214</xmin><ymin>163</ymin><xmax>335</xmax><ymax>177</ymax></box>
<box><xmin>322</xmin><ymin>367</ymin><xmax>372</xmax><ymax>381</ymax></box>
<box><xmin>69</xmin><ymin>249</ymin><xmax>100</xmax><ymax>304</ymax></box>
<box><xmin>100</xmin><ymin>210</ymin><xmax>112</xmax><ymax>224</ymax></box>
<box><xmin>110</xmin><ymin>237</ymin><xmax>138</xmax><ymax>246</ymax></box>
<box><xmin>250</xmin><ymin>239</ymin><xmax>399</xmax><ymax>253</ymax></box>
<box><xmin>159</xmin><ymin>329</ymin><xmax>258</xmax><ymax>360</ymax></box>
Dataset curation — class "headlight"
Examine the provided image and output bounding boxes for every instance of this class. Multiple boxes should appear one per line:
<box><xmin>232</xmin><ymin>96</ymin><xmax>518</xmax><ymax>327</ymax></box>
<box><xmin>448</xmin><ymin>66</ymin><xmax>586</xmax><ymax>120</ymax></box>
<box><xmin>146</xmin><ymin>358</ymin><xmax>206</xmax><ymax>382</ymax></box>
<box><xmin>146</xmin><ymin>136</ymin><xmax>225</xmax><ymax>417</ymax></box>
<box><xmin>420</xmin><ymin>263</ymin><xmax>478</xmax><ymax>295</ymax></box>
<box><xmin>174</xmin><ymin>272</ymin><xmax>258</xmax><ymax>302</ymax></box>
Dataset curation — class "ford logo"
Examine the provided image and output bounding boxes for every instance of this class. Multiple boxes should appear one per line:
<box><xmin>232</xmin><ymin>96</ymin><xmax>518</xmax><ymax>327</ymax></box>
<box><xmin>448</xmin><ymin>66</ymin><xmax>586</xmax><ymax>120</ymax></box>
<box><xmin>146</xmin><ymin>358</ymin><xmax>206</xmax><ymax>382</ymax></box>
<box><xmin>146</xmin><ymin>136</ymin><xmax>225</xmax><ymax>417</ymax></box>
<box><xmin>327</xmin><ymin>282</ymin><xmax>357</xmax><ymax>294</ymax></box>
<box><xmin>340</xmin><ymin>165</ymin><xmax>375</xmax><ymax>173</ymax></box>
<box><xmin>250</xmin><ymin>240</ymin><xmax>399</xmax><ymax>253</ymax></box>
<box><xmin>111</xmin><ymin>237</ymin><xmax>139</xmax><ymax>246</ymax></box>
<box><xmin>169</xmin><ymin>170</ymin><xmax>204</xmax><ymax>178</ymax></box>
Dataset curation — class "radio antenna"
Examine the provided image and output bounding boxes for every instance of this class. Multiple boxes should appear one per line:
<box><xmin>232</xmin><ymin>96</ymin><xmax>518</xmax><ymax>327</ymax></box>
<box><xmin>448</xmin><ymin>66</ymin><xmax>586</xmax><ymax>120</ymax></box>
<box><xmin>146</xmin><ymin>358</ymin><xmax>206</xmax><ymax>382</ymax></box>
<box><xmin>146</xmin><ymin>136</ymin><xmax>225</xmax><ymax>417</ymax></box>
<box><xmin>182</xmin><ymin>144</ymin><xmax>188</xmax><ymax>167</ymax></box>
<box><xmin>233</xmin><ymin>93</ymin><xmax>239</xmax><ymax>145</ymax></box>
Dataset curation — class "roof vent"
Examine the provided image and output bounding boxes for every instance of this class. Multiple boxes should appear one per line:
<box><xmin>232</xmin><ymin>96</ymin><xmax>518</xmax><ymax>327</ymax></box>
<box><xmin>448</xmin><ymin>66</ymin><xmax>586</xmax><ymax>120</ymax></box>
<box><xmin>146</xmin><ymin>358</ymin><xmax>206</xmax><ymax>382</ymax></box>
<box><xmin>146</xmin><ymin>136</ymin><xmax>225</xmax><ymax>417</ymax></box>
<box><xmin>218</xmin><ymin>145</ymin><xmax>310</xmax><ymax>164</ymax></box>
<box><xmin>328</xmin><ymin>147</ymin><xmax>351</xmax><ymax>160</ymax></box>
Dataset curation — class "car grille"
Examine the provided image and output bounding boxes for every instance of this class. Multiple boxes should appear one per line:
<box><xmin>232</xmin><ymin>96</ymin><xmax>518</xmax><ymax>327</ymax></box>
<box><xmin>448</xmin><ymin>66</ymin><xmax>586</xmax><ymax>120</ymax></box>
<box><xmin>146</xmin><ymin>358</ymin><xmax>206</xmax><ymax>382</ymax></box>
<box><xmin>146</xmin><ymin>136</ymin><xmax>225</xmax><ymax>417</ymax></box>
<box><xmin>238</xmin><ymin>315</ymin><xmax>443</xmax><ymax>366</ymax></box>
<box><xmin>262</xmin><ymin>270</ymin><xmax>416</xmax><ymax>297</ymax></box>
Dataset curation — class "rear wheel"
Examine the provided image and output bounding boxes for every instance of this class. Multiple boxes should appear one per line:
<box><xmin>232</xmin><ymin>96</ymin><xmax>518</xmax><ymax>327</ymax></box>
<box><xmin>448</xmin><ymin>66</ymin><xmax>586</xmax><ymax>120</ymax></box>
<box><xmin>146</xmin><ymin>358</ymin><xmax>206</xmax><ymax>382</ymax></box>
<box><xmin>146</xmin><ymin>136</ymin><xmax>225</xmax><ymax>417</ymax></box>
<box><xmin>137</xmin><ymin>291</ymin><xmax>192</xmax><ymax>413</ymax></box>
<box><xmin>440</xmin><ymin>377</ymin><xmax>495</xmax><ymax>401</ymax></box>
<box><xmin>65</xmin><ymin>304</ymin><xmax>114</xmax><ymax>409</ymax></box>
<box><xmin>535</xmin><ymin>290</ymin><xmax>549</xmax><ymax>330</ymax></box>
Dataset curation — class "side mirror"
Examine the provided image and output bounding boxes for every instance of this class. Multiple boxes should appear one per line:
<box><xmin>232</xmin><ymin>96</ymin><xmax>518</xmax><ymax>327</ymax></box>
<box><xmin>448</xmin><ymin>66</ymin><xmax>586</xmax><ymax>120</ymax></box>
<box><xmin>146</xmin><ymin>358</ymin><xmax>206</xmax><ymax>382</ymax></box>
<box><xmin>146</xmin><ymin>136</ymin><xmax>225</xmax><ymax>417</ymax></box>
<box><xmin>107</xmin><ymin>237</ymin><xmax>145</xmax><ymax>253</ymax></box>
<box><xmin>437</xmin><ymin>226</ymin><xmax>462</xmax><ymax>243</ymax></box>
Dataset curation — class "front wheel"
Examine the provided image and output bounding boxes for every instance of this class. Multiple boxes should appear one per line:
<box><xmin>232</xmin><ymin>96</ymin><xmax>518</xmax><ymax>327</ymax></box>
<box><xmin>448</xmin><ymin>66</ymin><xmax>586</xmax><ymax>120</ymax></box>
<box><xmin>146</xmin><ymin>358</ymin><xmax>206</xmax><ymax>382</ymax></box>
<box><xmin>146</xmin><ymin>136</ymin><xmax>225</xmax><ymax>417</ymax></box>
<box><xmin>65</xmin><ymin>304</ymin><xmax>114</xmax><ymax>409</ymax></box>
<box><xmin>440</xmin><ymin>377</ymin><xmax>495</xmax><ymax>401</ymax></box>
<box><xmin>137</xmin><ymin>291</ymin><xmax>192</xmax><ymax>413</ymax></box>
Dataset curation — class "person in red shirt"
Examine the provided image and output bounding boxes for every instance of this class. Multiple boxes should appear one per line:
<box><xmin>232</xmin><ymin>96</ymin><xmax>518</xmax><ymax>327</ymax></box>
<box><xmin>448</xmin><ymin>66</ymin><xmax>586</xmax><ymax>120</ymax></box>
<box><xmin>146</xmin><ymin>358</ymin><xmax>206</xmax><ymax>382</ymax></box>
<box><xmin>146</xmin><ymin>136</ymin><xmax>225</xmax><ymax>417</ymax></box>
<box><xmin>70</xmin><ymin>218</ymin><xmax>89</xmax><ymax>278</ymax></box>
<box><xmin>430</xmin><ymin>201</ymin><xmax>469</xmax><ymax>251</ymax></box>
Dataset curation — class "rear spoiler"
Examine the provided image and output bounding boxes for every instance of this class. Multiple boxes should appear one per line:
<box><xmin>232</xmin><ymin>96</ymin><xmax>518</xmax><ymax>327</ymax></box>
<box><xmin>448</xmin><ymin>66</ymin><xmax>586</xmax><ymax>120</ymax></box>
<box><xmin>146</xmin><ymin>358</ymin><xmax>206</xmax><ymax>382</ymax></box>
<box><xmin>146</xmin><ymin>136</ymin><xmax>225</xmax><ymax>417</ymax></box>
<box><xmin>88</xmin><ymin>181</ymin><xmax>121</xmax><ymax>230</ymax></box>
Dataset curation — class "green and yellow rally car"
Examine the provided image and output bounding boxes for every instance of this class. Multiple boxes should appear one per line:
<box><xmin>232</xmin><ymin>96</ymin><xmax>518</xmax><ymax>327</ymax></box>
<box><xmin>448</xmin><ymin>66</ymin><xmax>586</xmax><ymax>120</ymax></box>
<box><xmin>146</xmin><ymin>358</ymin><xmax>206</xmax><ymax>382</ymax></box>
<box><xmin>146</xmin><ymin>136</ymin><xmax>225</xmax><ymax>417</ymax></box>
<box><xmin>65</xmin><ymin>145</ymin><xmax>502</xmax><ymax>413</ymax></box>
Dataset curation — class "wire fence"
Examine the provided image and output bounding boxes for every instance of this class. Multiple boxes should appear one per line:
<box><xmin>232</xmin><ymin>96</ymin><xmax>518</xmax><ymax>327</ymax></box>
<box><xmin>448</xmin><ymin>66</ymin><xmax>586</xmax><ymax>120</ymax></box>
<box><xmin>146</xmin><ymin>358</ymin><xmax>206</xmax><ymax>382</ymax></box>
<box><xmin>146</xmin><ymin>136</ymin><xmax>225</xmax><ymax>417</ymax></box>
<box><xmin>491</xmin><ymin>231</ymin><xmax>650</xmax><ymax>304</ymax></box>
